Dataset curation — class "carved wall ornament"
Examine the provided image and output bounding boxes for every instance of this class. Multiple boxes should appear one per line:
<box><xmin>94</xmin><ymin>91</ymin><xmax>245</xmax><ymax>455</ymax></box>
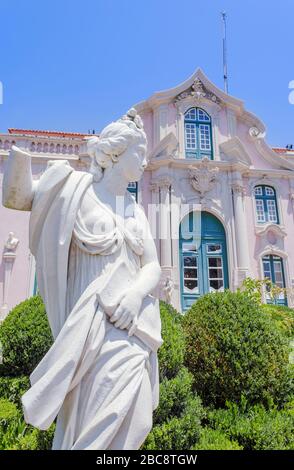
<box><xmin>149</xmin><ymin>177</ymin><xmax>172</xmax><ymax>193</ymax></box>
<box><xmin>231</xmin><ymin>183</ymin><xmax>246</xmax><ymax>196</ymax></box>
<box><xmin>4</xmin><ymin>232</ymin><xmax>19</xmax><ymax>254</ymax></box>
<box><xmin>175</xmin><ymin>78</ymin><xmax>221</xmax><ymax>105</ymax></box>
<box><xmin>249</xmin><ymin>126</ymin><xmax>261</xmax><ymax>138</ymax></box>
<box><xmin>188</xmin><ymin>158</ymin><xmax>219</xmax><ymax>197</ymax></box>
<box><xmin>163</xmin><ymin>276</ymin><xmax>174</xmax><ymax>304</ymax></box>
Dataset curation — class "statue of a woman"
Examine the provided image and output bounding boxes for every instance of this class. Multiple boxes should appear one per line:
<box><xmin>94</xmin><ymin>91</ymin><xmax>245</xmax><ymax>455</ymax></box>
<box><xmin>2</xmin><ymin>109</ymin><xmax>162</xmax><ymax>450</ymax></box>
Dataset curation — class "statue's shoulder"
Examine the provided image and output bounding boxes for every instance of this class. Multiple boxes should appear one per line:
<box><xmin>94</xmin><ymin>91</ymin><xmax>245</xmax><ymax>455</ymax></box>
<box><xmin>35</xmin><ymin>160</ymin><xmax>74</xmax><ymax>202</ymax></box>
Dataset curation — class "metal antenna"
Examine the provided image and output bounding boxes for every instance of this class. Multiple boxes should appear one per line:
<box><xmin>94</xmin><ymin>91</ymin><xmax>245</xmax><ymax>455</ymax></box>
<box><xmin>221</xmin><ymin>11</ymin><xmax>229</xmax><ymax>94</ymax></box>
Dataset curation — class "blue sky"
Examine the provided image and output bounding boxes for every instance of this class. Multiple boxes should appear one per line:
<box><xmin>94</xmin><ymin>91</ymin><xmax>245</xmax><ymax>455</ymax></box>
<box><xmin>0</xmin><ymin>0</ymin><xmax>293</xmax><ymax>146</ymax></box>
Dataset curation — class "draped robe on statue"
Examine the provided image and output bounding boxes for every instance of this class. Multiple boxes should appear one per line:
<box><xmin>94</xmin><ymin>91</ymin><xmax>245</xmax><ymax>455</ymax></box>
<box><xmin>21</xmin><ymin>160</ymin><xmax>162</xmax><ymax>450</ymax></box>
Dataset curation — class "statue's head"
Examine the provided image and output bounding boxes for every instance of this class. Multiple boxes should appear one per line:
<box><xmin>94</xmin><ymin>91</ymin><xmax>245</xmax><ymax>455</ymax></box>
<box><xmin>86</xmin><ymin>108</ymin><xmax>147</xmax><ymax>182</ymax></box>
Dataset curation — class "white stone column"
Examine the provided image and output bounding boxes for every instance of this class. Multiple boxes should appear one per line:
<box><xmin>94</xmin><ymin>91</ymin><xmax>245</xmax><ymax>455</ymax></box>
<box><xmin>158</xmin><ymin>178</ymin><xmax>172</xmax><ymax>268</ymax></box>
<box><xmin>231</xmin><ymin>179</ymin><xmax>250</xmax><ymax>286</ymax></box>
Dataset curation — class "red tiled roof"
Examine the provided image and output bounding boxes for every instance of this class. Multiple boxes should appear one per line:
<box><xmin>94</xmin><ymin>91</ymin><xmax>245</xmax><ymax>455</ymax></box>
<box><xmin>8</xmin><ymin>128</ymin><xmax>91</xmax><ymax>138</ymax></box>
<box><xmin>272</xmin><ymin>147</ymin><xmax>294</xmax><ymax>154</ymax></box>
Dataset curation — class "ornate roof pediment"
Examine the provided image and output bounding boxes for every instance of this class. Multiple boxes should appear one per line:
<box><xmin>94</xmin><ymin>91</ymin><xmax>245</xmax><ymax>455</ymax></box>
<box><xmin>174</xmin><ymin>78</ymin><xmax>222</xmax><ymax>106</ymax></box>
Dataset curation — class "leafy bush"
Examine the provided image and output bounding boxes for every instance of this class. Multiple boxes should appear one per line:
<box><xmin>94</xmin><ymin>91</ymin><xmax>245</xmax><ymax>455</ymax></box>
<box><xmin>182</xmin><ymin>291</ymin><xmax>293</xmax><ymax>408</ymax></box>
<box><xmin>143</xmin><ymin>396</ymin><xmax>204</xmax><ymax>450</ymax></box>
<box><xmin>193</xmin><ymin>428</ymin><xmax>243</xmax><ymax>450</ymax></box>
<box><xmin>0</xmin><ymin>399</ymin><xmax>18</xmax><ymax>427</ymax></box>
<box><xmin>0</xmin><ymin>376</ymin><xmax>30</xmax><ymax>407</ymax></box>
<box><xmin>262</xmin><ymin>304</ymin><xmax>294</xmax><ymax>338</ymax></box>
<box><xmin>7</xmin><ymin>425</ymin><xmax>55</xmax><ymax>450</ymax></box>
<box><xmin>0</xmin><ymin>295</ymin><xmax>53</xmax><ymax>376</ymax></box>
<box><xmin>0</xmin><ymin>398</ymin><xmax>55</xmax><ymax>450</ymax></box>
<box><xmin>158</xmin><ymin>301</ymin><xmax>185</xmax><ymax>380</ymax></box>
<box><xmin>154</xmin><ymin>368</ymin><xmax>194</xmax><ymax>425</ymax></box>
<box><xmin>207</xmin><ymin>400</ymin><xmax>294</xmax><ymax>450</ymax></box>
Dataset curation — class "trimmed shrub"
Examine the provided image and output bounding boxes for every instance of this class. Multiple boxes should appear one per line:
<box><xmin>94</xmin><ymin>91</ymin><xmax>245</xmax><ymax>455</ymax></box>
<box><xmin>154</xmin><ymin>368</ymin><xmax>194</xmax><ymax>425</ymax></box>
<box><xmin>159</xmin><ymin>301</ymin><xmax>185</xmax><ymax>380</ymax></box>
<box><xmin>183</xmin><ymin>291</ymin><xmax>293</xmax><ymax>408</ymax></box>
<box><xmin>193</xmin><ymin>428</ymin><xmax>243</xmax><ymax>450</ymax></box>
<box><xmin>143</xmin><ymin>396</ymin><xmax>204</xmax><ymax>450</ymax></box>
<box><xmin>0</xmin><ymin>376</ymin><xmax>30</xmax><ymax>407</ymax></box>
<box><xmin>207</xmin><ymin>400</ymin><xmax>294</xmax><ymax>450</ymax></box>
<box><xmin>0</xmin><ymin>295</ymin><xmax>53</xmax><ymax>376</ymax></box>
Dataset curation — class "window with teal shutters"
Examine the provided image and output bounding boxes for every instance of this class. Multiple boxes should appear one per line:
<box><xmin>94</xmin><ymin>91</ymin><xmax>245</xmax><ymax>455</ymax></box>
<box><xmin>254</xmin><ymin>185</ymin><xmax>279</xmax><ymax>224</ymax></box>
<box><xmin>184</xmin><ymin>107</ymin><xmax>213</xmax><ymax>159</ymax></box>
<box><xmin>262</xmin><ymin>255</ymin><xmax>287</xmax><ymax>305</ymax></box>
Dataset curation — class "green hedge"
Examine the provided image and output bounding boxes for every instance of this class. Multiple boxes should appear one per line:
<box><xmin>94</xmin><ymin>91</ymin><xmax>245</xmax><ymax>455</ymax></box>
<box><xmin>0</xmin><ymin>376</ymin><xmax>30</xmax><ymax>407</ymax></box>
<box><xmin>207</xmin><ymin>399</ymin><xmax>294</xmax><ymax>450</ymax></box>
<box><xmin>193</xmin><ymin>428</ymin><xmax>243</xmax><ymax>450</ymax></box>
<box><xmin>182</xmin><ymin>291</ymin><xmax>293</xmax><ymax>408</ymax></box>
<box><xmin>153</xmin><ymin>368</ymin><xmax>194</xmax><ymax>426</ymax></box>
<box><xmin>0</xmin><ymin>295</ymin><xmax>53</xmax><ymax>377</ymax></box>
<box><xmin>143</xmin><ymin>396</ymin><xmax>204</xmax><ymax>450</ymax></box>
<box><xmin>158</xmin><ymin>301</ymin><xmax>185</xmax><ymax>380</ymax></box>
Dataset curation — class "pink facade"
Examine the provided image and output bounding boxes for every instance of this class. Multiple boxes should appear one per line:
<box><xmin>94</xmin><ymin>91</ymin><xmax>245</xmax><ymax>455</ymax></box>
<box><xmin>1</xmin><ymin>69</ymin><xmax>294</xmax><ymax>315</ymax></box>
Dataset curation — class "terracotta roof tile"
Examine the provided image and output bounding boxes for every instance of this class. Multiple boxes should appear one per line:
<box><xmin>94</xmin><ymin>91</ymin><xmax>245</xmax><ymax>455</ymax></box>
<box><xmin>8</xmin><ymin>128</ymin><xmax>94</xmax><ymax>138</ymax></box>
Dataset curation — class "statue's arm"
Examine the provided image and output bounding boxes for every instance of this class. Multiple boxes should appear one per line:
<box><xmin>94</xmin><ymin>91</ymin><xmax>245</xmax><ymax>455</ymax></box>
<box><xmin>2</xmin><ymin>145</ymin><xmax>37</xmax><ymax>211</ymax></box>
<box><xmin>131</xmin><ymin>210</ymin><xmax>162</xmax><ymax>299</ymax></box>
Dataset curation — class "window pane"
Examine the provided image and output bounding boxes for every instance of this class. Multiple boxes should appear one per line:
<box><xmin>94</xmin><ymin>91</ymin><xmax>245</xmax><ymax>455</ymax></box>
<box><xmin>254</xmin><ymin>186</ymin><xmax>263</xmax><ymax>196</ymax></box>
<box><xmin>185</xmin><ymin>108</ymin><xmax>197</xmax><ymax>120</ymax></box>
<box><xmin>209</xmin><ymin>279</ymin><xmax>224</xmax><ymax>292</ymax></box>
<box><xmin>267</xmin><ymin>200</ymin><xmax>278</xmax><ymax>223</ymax></box>
<box><xmin>185</xmin><ymin>123</ymin><xmax>197</xmax><ymax>149</ymax></box>
<box><xmin>265</xmin><ymin>186</ymin><xmax>275</xmax><ymax>196</ymax></box>
<box><xmin>209</xmin><ymin>268</ymin><xmax>223</xmax><ymax>279</ymax></box>
<box><xmin>184</xmin><ymin>268</ymin><xmax>197</xmax><ymax>279</ymax></box>
<box><xmin>183</xmin><ymin>256</ymin><xmax>197</xmax><ymax>267</ymax></box>
<box><xmin>208</xmin><ymin>257</ymin><xmax>222</xmax><ymax>267</ymax></box>
<box><xmin>207</xmin><ymin>244</ymin><xmax>222</xmax><ymax>253</ymax></box>
<box><xmin>184</xmin><ymin>279</ymin><xmax>198</xmax><ymax>293</ymax></box>
<box><xmin>273</xmin><ymin>261</ymin><xmax>284</xmax><ymax>287</ymax></box>
<box><xmin>182</xmin><ymin>243</ymin><xmax>197</xmax><ymax>252</ymax></box>
<box><xmin>199</xmin><ymin>124</ymin><xmax>211</xmax><ymax>150</ymax></box>
<box><xmin>255</xmin><ymin>200</ymin><xmax>266</xmax><ymax>222</ymax></box>
<box><xmin>198</xmin><ymin>109</ymin><xmax>210</xmax><ymax>122</ymax></box>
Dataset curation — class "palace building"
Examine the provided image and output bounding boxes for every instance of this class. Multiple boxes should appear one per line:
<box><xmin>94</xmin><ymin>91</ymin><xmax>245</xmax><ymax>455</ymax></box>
<box><xmin>1</xmin><ymin>68</ymin><xmax>294</xmax><ymax>316</ymax></box>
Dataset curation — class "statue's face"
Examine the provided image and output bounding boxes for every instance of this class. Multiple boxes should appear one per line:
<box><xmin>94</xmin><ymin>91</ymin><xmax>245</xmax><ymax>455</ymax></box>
<box><xmin>119</xmin><ymin>137</ymin><xmax>147</xmax><ymax>182</ymax></box>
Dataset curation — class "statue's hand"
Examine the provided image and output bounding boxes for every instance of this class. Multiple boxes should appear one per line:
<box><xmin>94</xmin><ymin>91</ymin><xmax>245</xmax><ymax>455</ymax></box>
<box><xmin>109</xmin><ymin>290</ymin><xmax>143</xmax><ymax>331</ymax></box>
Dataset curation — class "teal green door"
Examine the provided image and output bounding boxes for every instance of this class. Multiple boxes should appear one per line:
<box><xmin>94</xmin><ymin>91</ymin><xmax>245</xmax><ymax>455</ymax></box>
<box><xmin>179</xmin><ymin>212</ymin><xmax>229</xmax><ymax>311</ymax></box>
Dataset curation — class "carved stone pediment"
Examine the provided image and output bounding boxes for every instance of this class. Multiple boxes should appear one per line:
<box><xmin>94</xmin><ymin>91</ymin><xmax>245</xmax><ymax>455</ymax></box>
<box><xmin>188</xmin><ymin>158</ymin><xmax>219</xmax><ymax>197</ymax></box>
<box><xmin>175</xmin><ymin>78</ymin><xmax>221</xmax><ymax>105</ymax></box>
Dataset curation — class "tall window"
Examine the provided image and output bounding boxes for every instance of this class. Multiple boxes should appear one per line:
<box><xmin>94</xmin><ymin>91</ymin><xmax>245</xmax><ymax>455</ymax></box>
<box><xmin>127</xmin><ymin>182</ymin><xmax>138</xmax><ymax>201</ymax></box>
<box><xmin>184</xmin><ymin>107</ymin><xmax>213</xmax><ymax>159</ymax></box>
<box><xmin>262</xmin><ymin>255</ymin><xmax>287</xmax><ymax>305</ymax></box>
<box><xmin>254</xmin><ymin>185</ymin><xmax>279</xmax><ymax>224</ymax></box>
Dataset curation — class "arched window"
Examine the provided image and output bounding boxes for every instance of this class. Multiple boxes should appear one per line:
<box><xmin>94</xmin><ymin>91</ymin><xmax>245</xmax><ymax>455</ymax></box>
<box><xmin>184</xmin><ymin>107</ymin><xmax>213</xmax><ymax>159</ymax></box>
<box><xmin>254</xmin><ymin>185</ymin><xmax>279</xmax><ymax>224</ymax></box>
<box><xmin>262</xmin><ymin>255</ymin><xmax>287</xmax><ymax>305</ymax></box>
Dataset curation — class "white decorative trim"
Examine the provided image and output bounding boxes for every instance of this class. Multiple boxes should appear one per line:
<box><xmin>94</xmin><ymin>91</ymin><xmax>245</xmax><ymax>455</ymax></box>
<box><xmin>255</xmin><ymin>223</ymin><xmax>287</xmax><ymax>238</ymax></box>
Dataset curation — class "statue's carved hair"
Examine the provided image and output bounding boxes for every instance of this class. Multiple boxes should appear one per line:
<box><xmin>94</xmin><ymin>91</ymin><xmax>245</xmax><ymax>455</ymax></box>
<box><xmin>85</xmin><ymin>108</ymin><xmax>146</xmax><ymax>182</ymax></box>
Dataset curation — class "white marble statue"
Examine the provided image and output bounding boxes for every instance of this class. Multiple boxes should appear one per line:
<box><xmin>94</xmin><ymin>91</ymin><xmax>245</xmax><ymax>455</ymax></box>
<box><xmin>2</xmin><ymin>108</ymin><xmax>163</xmax><ymax>450</ymax></box>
